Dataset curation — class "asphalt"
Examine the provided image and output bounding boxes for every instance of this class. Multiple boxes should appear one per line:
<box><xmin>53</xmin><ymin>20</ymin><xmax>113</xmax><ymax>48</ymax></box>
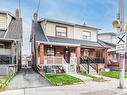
<box><xmin>7</xmin><ymin>68</ymin><xmax>51</xmax><ymax>90</ymax></box>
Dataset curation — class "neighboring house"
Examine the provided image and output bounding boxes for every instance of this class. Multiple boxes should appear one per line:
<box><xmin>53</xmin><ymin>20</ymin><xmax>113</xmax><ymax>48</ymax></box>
<box><xmin>22</xmin><ymin>54</ymin><xmax>31</xmax><ymax>68</ymax></box>
<box><xmin>98</xmin><ymin>32</ymin><xmax>119</xmax><ymax>70</ymax></box>
<box><xmin>0</xmin><ymin>9</ymin><xmax>23</xmax><ymax>75</ymax></box>
<box><xmin>30</xmin><ymin>13</ymin><xmax>110</xmax><ymax>74</ymax></box>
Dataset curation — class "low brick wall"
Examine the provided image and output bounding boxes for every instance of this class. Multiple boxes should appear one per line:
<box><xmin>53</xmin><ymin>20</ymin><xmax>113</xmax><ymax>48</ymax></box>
<box><xmin>98</xmin><ymin>64</ymin><xmax>105</xmax><ymax>71</ymax></box>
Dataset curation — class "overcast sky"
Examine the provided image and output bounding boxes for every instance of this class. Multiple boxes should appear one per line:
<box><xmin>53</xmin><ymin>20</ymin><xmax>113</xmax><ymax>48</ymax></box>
<box><xmin>0</xmin><ymin>0</ymin><xmax>127</xmax><ymax>55</ymax></box>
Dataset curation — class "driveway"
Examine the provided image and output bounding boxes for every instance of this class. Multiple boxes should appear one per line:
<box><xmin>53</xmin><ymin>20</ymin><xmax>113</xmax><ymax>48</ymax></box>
<box><xmin>7</xmin><ymin>68</ymin><xmax>51</xmax><ymax>90</ymax></box>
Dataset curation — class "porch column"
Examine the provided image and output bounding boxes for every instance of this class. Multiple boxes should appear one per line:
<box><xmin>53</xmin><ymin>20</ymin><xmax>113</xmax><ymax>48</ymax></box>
<box><xmin>76</xmin><ymin>47</ymin><xmax>81</xmax><ymax>65</ymax></box>
<box><xmin>11</xmin><ymin>42</ymin><xmax>16</xmax><ymax>64</ymax></box>
<box><xmin>40</xmin><ymin>43</ymin><xmax>44</xmax><ymax>64</ymax></box>
<box><xmin>102</xmin><ymin>49</ymin><xmax>108</xmax><ymax>67</ymax></box>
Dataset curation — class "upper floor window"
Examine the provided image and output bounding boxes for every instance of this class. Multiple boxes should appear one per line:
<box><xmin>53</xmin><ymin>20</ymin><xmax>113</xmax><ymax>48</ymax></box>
<box><xmin>82</xmin><ymin>31</ymin><xmax>91</xmax><ymax>40</ymax></box>
<box><xmin>56</xmin><ymin>26</ymin><xmax>67</xmax><ymax>37</ymax></box>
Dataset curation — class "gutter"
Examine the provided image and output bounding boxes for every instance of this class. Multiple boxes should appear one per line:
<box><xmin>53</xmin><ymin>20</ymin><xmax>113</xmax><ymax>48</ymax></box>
<box><xmin>36</xmin><ymin>41</ymin><xmax>80</xmax><ymax>47</ymax></box>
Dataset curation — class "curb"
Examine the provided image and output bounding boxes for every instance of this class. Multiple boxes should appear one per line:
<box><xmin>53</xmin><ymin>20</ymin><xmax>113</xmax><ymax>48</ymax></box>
<box><xmin>38</xmin><ymin>72</ymin><xmax>54</xmax><ymax>86</ymax></box>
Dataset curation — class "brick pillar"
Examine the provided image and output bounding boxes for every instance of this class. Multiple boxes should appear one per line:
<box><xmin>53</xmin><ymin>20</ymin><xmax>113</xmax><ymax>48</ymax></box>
<box><xmin>40</xmin><ymin>44</ymin><xmax>44</xmax><ymax>64</ymax></box>
<box><xmin>76</xmin><ymin>47</ymin><xmax>81</xmax><ymax>65</ymax></box>
<box><xmin>102</xmin><ymin>49</ymin><xmax>108</xmax><ymax>67</ymax></box>
<box><xmin>76</xmin><ymin>47</ymin><xmax>81</xmax><ymax>72</ymax></box>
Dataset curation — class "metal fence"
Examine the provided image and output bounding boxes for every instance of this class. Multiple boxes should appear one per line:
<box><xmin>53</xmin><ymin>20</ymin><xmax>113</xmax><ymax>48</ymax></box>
<box><xmin>80</xmin><ymin>57</ymin><xmax>105</xmax><ymax>64</ymax></box>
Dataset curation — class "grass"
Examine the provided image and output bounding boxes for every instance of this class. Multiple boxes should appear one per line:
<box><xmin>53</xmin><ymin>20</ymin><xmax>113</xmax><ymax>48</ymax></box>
<box><xmin>81</xmin><ymin>74</ymin><xmax>104</xmax><ymax>82</ymax></box>
<box><xmin>0</xmin><ymin>72</ymin><xmax>15</xmax><ymax>90</ymax></box>
<box><xmin>100</xmin><ymin>71</ymin><xmax>127</xmax><ymax>79</ymax></box>
<box><xmin>43</xmin><ymin>73</ymin><xmax>82</xmax><ymax>86</ymax></box>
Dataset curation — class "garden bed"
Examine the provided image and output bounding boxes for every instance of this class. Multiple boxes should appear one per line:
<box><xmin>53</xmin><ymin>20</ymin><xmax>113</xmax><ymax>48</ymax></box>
<box><xmin>81</xmin><ymin>74</ymin><xmax>104</xmax><ymax>82</ymax></box>
<box><xmin>43</xmin><ymin>73</ymin><xmax>82</xmax><ymax>86</ymax></box>
<box><xmin>100</xmin><ymin>71</ymin><xmax>127</xmax><ymax>79</ymax></box>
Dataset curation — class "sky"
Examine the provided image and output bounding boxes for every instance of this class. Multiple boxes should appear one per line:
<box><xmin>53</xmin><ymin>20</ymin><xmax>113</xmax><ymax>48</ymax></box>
<box><xmin>0</xmin><ymin>0</ymin><xmax>127</xmax><ymax>55</ymax></box>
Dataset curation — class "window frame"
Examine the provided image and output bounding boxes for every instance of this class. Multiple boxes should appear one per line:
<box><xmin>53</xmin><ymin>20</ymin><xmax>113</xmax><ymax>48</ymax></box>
<box><xmin>82</xmin><ymin>30</ymin><xmax>91</xmax><ymax>40</ymax></box>
<box><xmin>55</xmin><ymin>25</ymin><xmax>67</xmax><ymax>37</ymax></box>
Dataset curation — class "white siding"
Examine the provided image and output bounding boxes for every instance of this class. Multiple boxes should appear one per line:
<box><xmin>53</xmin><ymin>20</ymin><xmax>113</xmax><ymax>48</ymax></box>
<box><xmin>0</xmin><ymin>13</ymin><xmax>7</xmax><ymax>30</ymax></box>
<box><xmin>74</xmin><ymin>27</ymin><xmax>98</xmax><ymax>41</ymax></box>
<box><xmin>7</xmin><ymin>14</ymin><xmax>12</xmax><ymax>28</ymax></box>
<box><xmin>98</xmin><ymin>34</ymin><xmax>116</xmax><ymax>44</ymax></box>
<box><xmin>41</xmin><ymin>21</ymin><xmax>98</xmax><ymax>42</ymax></box>
<box><xmin>98</xmin><ymin>35</ymin><xmax>112</xmax><ymax>43</ymax></box>
<box><xmin>0</xmin><ymin>13</ymin><xmax>12</xmax><ymax>30</ymax></box>
<box><xmin>74</xmin><ymin>27</ymin><xmax>82</xmax><ymax>40</ymax></box>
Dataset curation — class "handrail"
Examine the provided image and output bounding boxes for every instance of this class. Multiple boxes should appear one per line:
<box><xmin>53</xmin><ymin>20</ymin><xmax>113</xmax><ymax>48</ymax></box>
<box><xmin>80</xmin><ymin>57</ymin><xmax>105</xmax><ymax>64</ymax></box>
<box><xmin>80</xmin><ymin>64</ymin><xmax>88</xmax><ymax>73</ymax></box>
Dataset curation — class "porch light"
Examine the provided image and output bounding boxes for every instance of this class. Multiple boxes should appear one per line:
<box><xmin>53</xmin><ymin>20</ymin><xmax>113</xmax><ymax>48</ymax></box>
<box><xmin>57</xmin><ymin>52</ymin><xmax>60</xmax><ymax>54</ymax></box>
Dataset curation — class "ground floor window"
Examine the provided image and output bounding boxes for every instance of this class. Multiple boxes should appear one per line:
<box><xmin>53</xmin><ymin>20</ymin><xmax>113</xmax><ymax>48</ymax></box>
<box><xmin>47</xmin><ymin>48</ymin><xmax>55</xmax><ymax>56</ymax></box>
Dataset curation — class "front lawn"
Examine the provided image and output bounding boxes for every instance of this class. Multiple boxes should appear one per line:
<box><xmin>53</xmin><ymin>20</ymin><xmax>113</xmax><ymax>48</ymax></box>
<box><xmin>81</xmin><ymin>74</ymin><xmax>104</xmax><ymax>82</ymax></box>
<box><xmin>0</xmin><ymin>72</ymin><xmax>15</xmax><ymax>90</ymax></box>
<box><xmin>43</xmin><ymin>73</ymin><xmax>82</xmax><ymax>86</ymax></box>
<box><xmin>100</xmin><ymin>71</ymin><xmax>127</xmax><ymax>79</ymax></box>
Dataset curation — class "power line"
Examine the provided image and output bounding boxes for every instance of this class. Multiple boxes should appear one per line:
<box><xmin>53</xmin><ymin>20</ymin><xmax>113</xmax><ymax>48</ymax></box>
<box><xmin>19</xmin><ymin>0</ymin><xmax>21</xmax><ymax>10</ymax></box>
<box><xmin>36</xmin><ymin>0</ymin><xmax>40</xmax><ymax>14</ymax></box>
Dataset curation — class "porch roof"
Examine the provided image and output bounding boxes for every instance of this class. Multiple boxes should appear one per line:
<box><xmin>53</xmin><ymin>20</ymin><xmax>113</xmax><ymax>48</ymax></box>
<box><xmin>36</xmin><ymin>35</ymin><xmax>106</xmax><ymax>48</ymax></box>
<box><xmin>47</xmin><ymin>36</ymin><xmax>104</xmax><ymax>48</ymax></box>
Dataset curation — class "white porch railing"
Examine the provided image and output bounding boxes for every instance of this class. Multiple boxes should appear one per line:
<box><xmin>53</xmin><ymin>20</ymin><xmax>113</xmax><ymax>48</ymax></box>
<box><xmin>44</xmin><ymin>56</ymin><xmax>63</xmax><ymax>66</ymax></box>
<box><xmin>0</xmin><ymin>48</ymin><xmax>11</xmax><ymax>55</ymax></box>
<box><xmin>43</xmin><ymin>56</ymin><xmax>77</xmax><ymax>73</ymax></box>
<box><xmin>68</xmin><ymin>57</ymin><xmax>77</xmax><ymax>73</ymax></box>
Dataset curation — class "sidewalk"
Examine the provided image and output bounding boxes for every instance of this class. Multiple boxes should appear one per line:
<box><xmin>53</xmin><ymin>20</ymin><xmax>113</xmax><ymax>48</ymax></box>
<box><xmin>1</xmin><ymin>78</ymin><xmax>127</xmax><ymax>95</ymax></box>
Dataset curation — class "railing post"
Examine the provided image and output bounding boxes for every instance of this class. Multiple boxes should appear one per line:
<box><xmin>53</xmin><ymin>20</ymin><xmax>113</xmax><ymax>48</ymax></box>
<box><xmin>97</xmin><ymin>64</ymin><xmax>98</xmax><ymax>73</ymax></box>
<box><xmin>53</xmin><ymin>56</ymin><xmax>55</xmax><ymax>65</ymax></box>
<box><xmin>88</xmin><ymin>63</ymin><xmax>89</xmax><ymax>74</ymax></box>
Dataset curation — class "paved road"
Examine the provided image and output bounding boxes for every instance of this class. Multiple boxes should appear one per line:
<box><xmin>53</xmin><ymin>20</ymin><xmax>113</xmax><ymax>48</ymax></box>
<box><xmin>7</xmin><ymin>68</ymin><xmax>51</xmax><ymax>90</ymax></box>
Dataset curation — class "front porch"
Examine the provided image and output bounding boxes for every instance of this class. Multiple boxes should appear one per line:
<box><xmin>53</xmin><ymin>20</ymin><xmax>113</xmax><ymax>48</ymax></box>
<box><xmin>0</xmin><ymin>41</ymin><xmax>18</xmax><ymax>75</ymax></box>
<box><xmin>36</xmin><ymin>43</ymin><xmax>108</xmax><ymax>73</ymax></box>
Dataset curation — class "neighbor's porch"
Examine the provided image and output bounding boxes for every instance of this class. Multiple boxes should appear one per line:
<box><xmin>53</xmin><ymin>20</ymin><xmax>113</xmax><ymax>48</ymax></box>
<box><xmin>80</xmin><ymin>46</ymin><xmax>108</xmax><ymax>72</ymax></box>
<box><xmin>0</xmin><ymin>40</ymin><xmax>18</xmax><ymax>75</ymax></box>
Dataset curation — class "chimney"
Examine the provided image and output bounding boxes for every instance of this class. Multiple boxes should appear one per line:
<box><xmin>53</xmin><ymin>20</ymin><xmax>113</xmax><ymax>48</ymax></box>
<box><xmin>15</xmin><ymin>8</ymin><xmax>20</xmax><ymax>19</ymax></box>
<box><xmin>33</xmin><ymin>13</ymin><xmax>38</xmax><ymax>23</ymax></box>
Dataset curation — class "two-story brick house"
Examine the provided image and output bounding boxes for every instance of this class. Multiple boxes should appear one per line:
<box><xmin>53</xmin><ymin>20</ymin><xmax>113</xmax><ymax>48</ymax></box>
<box><xmin>0</xmin><ymin>10</ymin><xmax>23</xmax><ymax>75</ymax></box>
<box><xmin>31</xmin><ymin>13</ymin><xmax>109</xmax><ymax>73</ymax></box>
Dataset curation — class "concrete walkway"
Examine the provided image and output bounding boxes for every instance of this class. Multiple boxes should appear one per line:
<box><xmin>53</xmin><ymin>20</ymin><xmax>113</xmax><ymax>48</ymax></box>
<box><xmin>68</xmin><ymin>73</ymin><xmax>92</xmax><ymax>81</ymax></box>
<box><xmin>7</xmin><ymin>68</ymin><xmax>51</xmax><ymax>90</ymax></box>
<box><xmin>1</xmin><ymin>78</ymin><xmax>127</xmax><ymax>95</ymax></box>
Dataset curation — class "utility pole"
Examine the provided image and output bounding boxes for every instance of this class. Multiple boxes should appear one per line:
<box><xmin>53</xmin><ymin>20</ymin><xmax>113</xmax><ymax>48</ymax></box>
<box><xmin>118</xmin><ymin>0</ymin><xmax>125</xmax><ymax>89</ymax></box>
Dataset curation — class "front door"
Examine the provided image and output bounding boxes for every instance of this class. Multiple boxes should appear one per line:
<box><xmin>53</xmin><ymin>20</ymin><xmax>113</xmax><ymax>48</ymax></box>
<box><xmin>64</xmin><ymin>48</ymin><xmax>70</xmax><ymax>63</ymax></box>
